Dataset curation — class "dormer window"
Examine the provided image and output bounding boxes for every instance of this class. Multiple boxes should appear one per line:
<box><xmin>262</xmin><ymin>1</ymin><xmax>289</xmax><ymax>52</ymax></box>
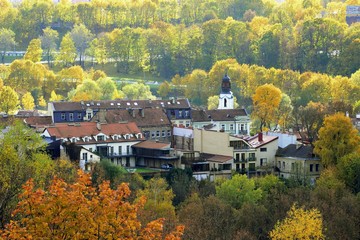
<box><xmin>97</xmin><ymin>135</ymin><xmax>105</xmax><ymax>141</ymax></box>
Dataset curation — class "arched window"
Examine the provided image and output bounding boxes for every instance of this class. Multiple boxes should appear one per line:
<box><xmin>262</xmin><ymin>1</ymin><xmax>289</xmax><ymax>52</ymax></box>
<box><xmin>224</xmin><ymin>98</ymin><xmax>227</xmax><ymax>108</ymax></box>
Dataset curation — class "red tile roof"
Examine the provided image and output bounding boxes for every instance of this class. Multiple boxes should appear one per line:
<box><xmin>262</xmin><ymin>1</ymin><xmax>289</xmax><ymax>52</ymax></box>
<box><xmin>200</xmin><ymin>153</ymin><xmax>233</xmax><ymax>163</ymax></box>
<box><xmin>132</xmin><ymin>141</ymin><xmax>171</xmax><ymax>149</ymax></box>
<box><xmin>45</xmin><ymin>122</ymin><xmax>144</xmax><ymax>144</ymax></box>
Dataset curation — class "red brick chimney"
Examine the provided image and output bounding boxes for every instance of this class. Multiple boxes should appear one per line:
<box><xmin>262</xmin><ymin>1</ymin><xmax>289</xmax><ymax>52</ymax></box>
<box><xmin>258</xmin><ymin>132</ymin><xmax>263</xmax><ymax>142</ymax></box>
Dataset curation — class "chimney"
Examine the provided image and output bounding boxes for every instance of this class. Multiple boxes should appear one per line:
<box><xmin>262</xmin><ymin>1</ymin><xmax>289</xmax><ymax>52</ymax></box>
<box><xmin>258</xmin><ymin>132</ymin><xmax>263</xmax><ymax>142</ymax></box>
<box><xmin>96</xmin><ymin>122</ymin><xmax>101</xmax><ymax>131</ymax></box>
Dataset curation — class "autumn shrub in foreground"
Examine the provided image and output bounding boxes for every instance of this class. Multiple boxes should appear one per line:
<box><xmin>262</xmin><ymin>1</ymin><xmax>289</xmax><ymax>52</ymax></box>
<box><xmin>269</xmin><ymin>204</ymin><xmax>324</xmax><ymax>240</ymax></box>
<box><xmin>0</xmin><ymin>170</ymin><xmax>184</xmax><ymax>240</ymax></box>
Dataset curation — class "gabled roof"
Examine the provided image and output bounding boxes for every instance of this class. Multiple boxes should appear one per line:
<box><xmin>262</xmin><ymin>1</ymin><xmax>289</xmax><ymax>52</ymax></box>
<box><xmin>132</xmin><ymin>141</ymin><xmax>171</xmax><ymax>149</ymax></box>
<box><xmin>45</xmin><ymin>122</ymin><xmax>143</xmax><ymax>143</ymax></box>
<box><xmin>192</xmin><ymin>109</ymin><xmax>248</xmax><ymax>122</ymax></box>
<box><xmin>232</xmin><ymin>133</ymin><xmax>278</xmax><ymax>148</ymax></box>
<box><xmin>51</xmin><ymin>99</ymin><xmax>191</xmax><ymax>111</ymax></box>
<box><xmin>92</xmin><ymin>108</ymin><xmax>171</xmax><ymax>127</ymax></box>
<box><xmin>276</xmin><ymin>144</ymin><xmax>319</xmax><ymax>160</ymax></box>
<box><xmin>24</xmin><ymin>116</ymin><xmax>52</xmax><ymax>127</ymax></box>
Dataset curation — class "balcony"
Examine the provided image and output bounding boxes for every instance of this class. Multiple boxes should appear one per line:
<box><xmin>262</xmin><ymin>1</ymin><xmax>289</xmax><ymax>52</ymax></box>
<box><xmin>234</xmin><ymin>158</ymin><xmax>247</xmax><ymax>163</ymax></box>
<box><xmin>246</xmin><ymin>157</ymin><xmax>257</xmax><ymax>162</ymax></box>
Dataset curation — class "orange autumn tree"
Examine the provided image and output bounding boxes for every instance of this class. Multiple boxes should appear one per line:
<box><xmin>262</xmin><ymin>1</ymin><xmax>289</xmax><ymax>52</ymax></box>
<box><xmin>1</xmin><ymin>170</ymin><xmax>184</xmax><ymax>240</ymax></box>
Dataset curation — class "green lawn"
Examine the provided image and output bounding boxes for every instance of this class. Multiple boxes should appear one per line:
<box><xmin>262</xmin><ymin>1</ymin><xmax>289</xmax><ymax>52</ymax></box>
<box><xmin>128</xmin><ymin>167</ymin><xmax>161</xmax><ymax>173</ymax></box>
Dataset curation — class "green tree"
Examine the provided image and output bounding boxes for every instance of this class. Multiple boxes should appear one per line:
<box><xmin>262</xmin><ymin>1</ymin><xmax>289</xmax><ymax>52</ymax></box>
<box><xmin>24</xmin><ymin>38</ymin><xmax>43</xmax><ymax>63</ymax></box>
<box><xmin>216</xmin><ymin>174</ymin><xmax>262</xmax><ymax>209</ymax></box>
<box><xmin>252</xmin><ymin>84</ymin><xmax>282</xmax><ymax>131</ymax></box>
<box><xmin>157</xmin><ymin>81</ymin><xmax>171</xmax><ymax>99</ymax></box>
<box><xmin>122</xmin><ymin>82</ymin><xmax>155</xmax><ymax>100</ymax></box>
<box><xmin>0</xmin><ymin>28</ymin><xmax>16</xmax><ymax>64</ymax></box>
<box><xmin>70</xmin><ymin>23</ymin><xmax>94</xmax><ymax>67</ymax></box>
<box><xmin>338</xmin><ymin>152</ymin><xmax>360</xmax><ymax>194</ymax></box>
<box><xmin>70</xmin><ymin>79</ymin><xmax>101</xmax><ymax>101</ymax></box>
<box><xmin>136</xmin><ymin>177</ymin><xmax>177</xmax><ymax>234</ymax></box>
<box><xmin>0</xmin><ymin>122</ymin><xmax>52</xmax><ymax>227</ymax></box>
<box><xmin>0</xmin><ymin>86</ymin><xmax>19</xmax><ymax>114</ymax></box>
<box><xmin>21</xmin><ymin>92</ymin><xmax>35</xmax><ymax>110</ymax></box>
<box><xmin>40</xmin><ymin>27</ymin><xmax>59</xmax><ymax>66</ymax></box>
<box><xmin>270</xmin><ymin>204</ymin><xmax>324</xmax><ymax>240</ymax></box>
<box><xmin>314</xmin><ymin>113</ymin><xmax>360</xmax><ymax>167</ymax></box>
<box><xmin>56</xmin><ymin>33</ymin><xmax>76</xmax><ymax>67</ymax></box>
<box><xmin>97</xmin><ymin>77</ymin><xmax>117</xmax><ymax>100</ymax></box>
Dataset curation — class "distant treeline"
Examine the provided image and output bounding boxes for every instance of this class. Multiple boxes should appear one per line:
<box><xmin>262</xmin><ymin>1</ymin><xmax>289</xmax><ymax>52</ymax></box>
<box><xmin>0</xmin><ymin>0</ymin><xmax>359</xmax><ymax>78</ymax></box>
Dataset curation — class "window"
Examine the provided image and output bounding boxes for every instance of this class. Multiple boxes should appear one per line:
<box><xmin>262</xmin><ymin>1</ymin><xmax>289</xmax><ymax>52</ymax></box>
<box><xmin>185</xmin><ymin>121</ymin><xmax>190</xmax><ymax>127</ymax></box>
<box><xmin>310</xmin><ymin>164</ymin><xmax>313</xmax><ymax>172</ymax></box>
<box><xmin>89</xmin><ymin>148</ymin><xmax>93</xmax><ymax>152</ymax></box>
<box><xmin>162</xmin><ymin>130</ymin><xmax>166</xmax><ymax>137</ymax></box>
<box><xmin>97</xmin><ymin>135</ymin><xmax>104</xmax><ymax>141</ymax></box>
<box><xmin>224</xmin><ymin>98</ymin><xmax>227</xmax><ymax>107</ymax></box>
<box><xmin>77</xmin><ymin>113</ymin><xmax>82</xmax><ymax>119</ymax></box>
<box><xmin>235</xmin><ymin>153</ymin><xmax>240</xmax><ymax>161</ymax></box>
<box><xmin>151</xmin><ymin>131</ymin><xmax>155</xmax><ymax>138</ymax></box>
<box><xmin>87</xmin><ymin>112</ymin><xmax>92</xmax><ymax>119</ymax></box>
<box><xmin>260</xmin><ymin>158</ymin><xmax>267</xmax><ymax>166</ymax></box>
<box><xmin>316</xmin><ymin>164</ymin><xmax>319</xmax><ymax>172</ymax></box>
<box><xmin>69</xmin><ymin>113</ymin><xmax>74</xmax><ymax>121</ymax></box>
<box><xmin>61</xmin><ymin>113</ymin><xmax>66</xmax><ymax>120</ymax></box>
<box><xmin>167</xmin><ymin>130</ymin><xmax>171</xmax><ymax>136</ymax></box>
<box><xmin>118</xmin><ymin>146</ymin><xmax>122</xmax><ymax>154</ymax></box>
<box><xmin>178</xmin><ymin>110</ymin><xmax>182</xmax><ymax>117</ymax></box>
<box><xmin>82</xmin><ymin>152</ymin><xmax>87</xmax><ymax>161</ymax></box>
<box><xmin>185</xmin><ymin>110</ymin><xmax>189</xmax><ymax>117</ymax></box>
<box><xmin>278</xmin><ymin>161</ymin><xmax>281</xmax><ymax>169</ymax></box>
<box><xmin>221</xmin><ymin>124</ymin><xmax>225</xmax><ymax>130</ymax></box>
<box><xmin>126</xmin><ymin>145</ymin><xmax>130</xmax><ymax>154</ymax></box>
<box><xmin>156</xmin><ymin>131</ymin><xmax>160</xmax><ymax>137</ymax></box>
<box><xmin>282</xmin><ymin>161</ymin><xmax>285</xmax><ymax>169</ymax></box>
<box><xmin>110</xmin><ymin>146</ymin><xmax>114</xmax><ymax>155</ymax></box>
<box><xmin>260</xmin><ymin>148</ymin><xmax>267</xmax><ymax>152</ymax></box>
<box><xmin>230</xmin><ymin>124</ymin><xmax>234</xmax><ymax>131</ymax></box>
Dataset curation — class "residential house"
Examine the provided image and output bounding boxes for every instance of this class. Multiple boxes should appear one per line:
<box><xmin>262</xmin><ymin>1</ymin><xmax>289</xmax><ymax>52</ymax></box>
<box><xmin>42</xmin><ymin>122</ymin><xmax>145</xmax><ymax>169</ymax></box>
<box><xmin>276</xmin><ymin>144</ymin><xmax>321</xmax><ymax>184</ymax></box>
<box><xmin>47</xmin><ymin>99</ymin><xmax>192</xmax><ymax>126</ymax></box>
<box><xmin>132</xmin><ymin>141</ymin><xmax>179</xmax><ymax>168</ymax></box>
<box><xmin>189</xmin><ymin>129</ymin><xmax>278</xmax><ymax>179</ymax></box>
<box><xmin>192</xmin><ymin>108</ymin><xmax>250</xmax><ymax>135</ymax></box>
<box><xmin>91</xmin><ymin>108</ymin><xmax>172</xmax><ymax>143</ymax></box>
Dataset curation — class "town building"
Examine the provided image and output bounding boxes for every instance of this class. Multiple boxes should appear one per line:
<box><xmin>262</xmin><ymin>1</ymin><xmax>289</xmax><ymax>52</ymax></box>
<box><xmin>42</xmin><ymin>121</ymin><xmax>144</xmax><ymax>170</ymax></box>
<box><xmin>276</xmin><ymin>144</ymin><xmax>321</xmax><ymax>184</ymax></box>
<box><xmin>91</xmin><ymin>108</ymin><xmax>172</xmax><ymax>143</ymax></box>
<box><xmin>47</xmin><ymin>98</ymin><xmax>192</xmax><ymax>127</ymax></box>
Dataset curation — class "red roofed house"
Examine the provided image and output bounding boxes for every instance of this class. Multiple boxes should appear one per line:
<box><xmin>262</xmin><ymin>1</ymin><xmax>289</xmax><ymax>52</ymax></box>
<box><xmin>42</xmin><ymin>122</ymin><xmax>145</xmax><ymax>170</ymax></box>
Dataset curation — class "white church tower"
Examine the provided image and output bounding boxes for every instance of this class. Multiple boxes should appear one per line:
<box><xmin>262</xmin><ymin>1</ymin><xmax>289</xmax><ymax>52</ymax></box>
<box><xmin>218</xmin><ymin>74</ymin><xmax>234</xmax><ymax>109</ymax></box>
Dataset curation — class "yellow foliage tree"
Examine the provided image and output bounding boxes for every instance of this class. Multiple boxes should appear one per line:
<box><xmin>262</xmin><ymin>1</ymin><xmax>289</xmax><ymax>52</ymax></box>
<box><xmin>269</xmin><ymin>204</ymin><xmax>324</xmax><ymax>240</ymax></box>
<box><xmin>314</xmin><ymin>113</ymin><xmax>360</xmax><ymax>168</ymax></box>
<box><xmin>252</xmin><ymin>84</ymin><xmax>282</xmax><ymax>131</ymax></box>
<box><xmin>49</xmin><ymin>90</ymin><xmax>63</xmax><ymax>102</ymax></box>
<box><xmin>24</xmin><ymin>38</ymin><xmax>43</xmax><ymax>63</ymax></box>
<box><xmin>38</xmin><ymin>96</ymin><xmax>47</xmax><ymax>108</ymax></box>
<box><xmin>21</xmin><ymin>92</ymin><xmax>35</xmax><ymax>110</ymax></box>
<box><xmin>1</xmin><ymin>171</ymin><xmax>184</xmax><ymax>239</ymax></box>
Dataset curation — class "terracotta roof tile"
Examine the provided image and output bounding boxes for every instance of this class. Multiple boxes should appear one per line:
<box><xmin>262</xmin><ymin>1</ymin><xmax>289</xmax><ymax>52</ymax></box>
<box><xmin>45</xmin><ymin>122</ymin><xmax>144</xmax><ymax>144</ymax></box>
<box><xmin>132</xmin><ymin>141</ymin><xmax>171</xmax><ymax>149</ymax></box>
